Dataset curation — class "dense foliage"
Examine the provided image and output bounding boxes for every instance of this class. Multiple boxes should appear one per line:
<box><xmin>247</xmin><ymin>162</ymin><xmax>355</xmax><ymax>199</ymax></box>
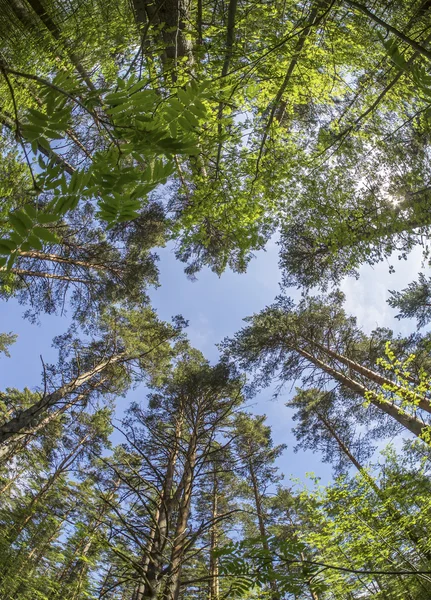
<box><xmin>2</xmin><ymin>0</ymin><xmax>431</xmax><ymax>598</ymax></box>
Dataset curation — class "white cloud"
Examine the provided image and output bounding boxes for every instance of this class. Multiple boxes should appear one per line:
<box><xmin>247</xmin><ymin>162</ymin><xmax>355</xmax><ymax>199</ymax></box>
<box><xmin>341</xmin><ymin>247</ymin><xmax>425</xmax><ymax>334</ymax></box>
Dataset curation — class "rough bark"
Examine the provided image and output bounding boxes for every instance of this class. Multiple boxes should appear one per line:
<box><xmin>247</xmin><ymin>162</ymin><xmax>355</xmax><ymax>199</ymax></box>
<box><xmin>209</xmin><ymin>472</ymin><xmax>219</xmax><ymax>600</ymax></box>
<box><xmin>0</xmin><ymin>352</ymin><xmax>126</xmax><ymax>446</ymax></box>
<box><xmin>17</xmin><ymin>250</ymin><xmax>123</xmax><ymax>276</ymax></box>
<box><xmin>162</xmin><ymin>434</ymin><xmax>197</xmax><ymax>600</ymax></box>
<box><xmin>248</xmin><ymin>458</ymin><xmax>280</xmax><ymax>600</ymax></box>
<box><xmin>308</xmin><ymin>339</ymin><xmax>431</xmax><ymax>414</ymax></box>
<box><xmin>131</xmin><ymin>0</ymin><xmax>194</xmax><ymax>66</ymax></box>
<box><xmin>297</xmin><ymin>347</ymin><xmax>428</xmax><ymax>439</ymax></box>
<box><xmin>138</xmin><ymin>409</ymin><xmax>184</xmax><ymax>599</ymax></box>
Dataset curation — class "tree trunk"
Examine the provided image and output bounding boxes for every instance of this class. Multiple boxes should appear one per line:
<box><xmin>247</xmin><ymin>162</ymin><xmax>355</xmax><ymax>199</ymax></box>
<box><xmin>296</xmin><ymin>347</ymin><xmax>428</xmax><ymax>440</ymax></box>
<box><xmin>309</xmin><ymin>339</ymin><xmax>431</xmax><ymax>414</ymax></box>
<box><xmin>248</xmin><ymin>458</ymin><xmax>280</xmax><ymax>600</ymax></box>
<box><xmin>11</xmin><ymin>433</ymin><xmax>90</xmax><ymax>540</ymax></box>
<box><xmin>0</xmin><ymin>352</ymin><xmax>126</xmax><ymax>447</ymax></box>
<box><xmin>316</xmin><ymin>412</ymin><xmax>378</xmax><ymax>489</ymax></box>
<box><xmin>344</xmin><ymin>0</ymin><xmax>431</xmax><ymax>62</ymax></box>
<box><xmin>209</xmin><ymin>471</ymin><xmax>219</xmax><ymax>600</ymax></box>
<box><xmin>317</xmin><ymin>413</ymin><xmax>431</xmax><ymax>562</ymax></box>
<box><xmin>17</xmin><ymin>250</ymin><xmax>123</xmax><ymax>276</ymax></box>
<box><xmin>162</xmin><ymin>435</ymin><xmax>197</xmax><ymax>600</ymax></box>
<box><xmin>131</xmin><ymin>0</ymin><xmax>194</xmax><ymax>72</ymax></box>
<box><xmin>16</xmin><ymin>0</ymin><xmax>96</xmax><ymax>90</ymax></box>
<box><xmin>1</xmin><ymin>266</ymin><xmax>92</xmax><ymax>284</ymax></box>
<box><xmin>138</xmin><ymin>410</ymin><xmax>184</xmax><ymax>599</ymax></box>
<box><xmin>0</xmin><ymin>383</ymin><xmax>108</xmax><ymax>463</ymax></box>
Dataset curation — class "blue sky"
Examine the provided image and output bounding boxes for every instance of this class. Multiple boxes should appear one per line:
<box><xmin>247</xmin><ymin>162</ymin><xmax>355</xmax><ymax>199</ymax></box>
<box><xmin>0</xmin><ymin>239</ymin><xmax>424</xmax><ymax>486</ymax></box>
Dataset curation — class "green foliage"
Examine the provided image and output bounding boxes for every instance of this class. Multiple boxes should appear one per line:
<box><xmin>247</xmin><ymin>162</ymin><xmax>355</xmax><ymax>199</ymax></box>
<box><xmin>2</xmin><ymin>2</ymin><xmax>431</xmax><ymax>599</ymax></box>
<box><xmin>1</xmin><ymin>73</ymin><xmax>212</xmax><ymax>266</ymax></box>
<box><xmin>389</xmin><ymin>272</ymin><xmax>431</xmax><ymax>328</ymax></box>
<box><xmin>0</xmin><ymin>333</ymin><xmax>17</xmax><ymax>358</ymax></box>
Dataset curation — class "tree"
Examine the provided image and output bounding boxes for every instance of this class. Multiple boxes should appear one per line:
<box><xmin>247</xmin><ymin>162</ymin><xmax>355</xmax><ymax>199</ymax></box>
<box><xmin>389</xmin><ymin>272</ymin><xmax>431</xmax><ymax>328</ymax></box>
<box><xmin>0</xmin><ymin>305</ymin><xmax>185</xmax><ymax>456</ymax></box>
<box><xmin>217</xmin><ymin>445</ymin><xmax>431</xmax><ymax>599</ymax></box>
<box><xmin>0</xmin><ymin>406</ymin><xmax>113</xmax><ymax>600</ymax></box>
<box><xmin>0</xmin><ymin>201</ymin><xmax>166</xmax><ymax>321</ymax></box>
<box><xmin>223</xmin><ymin>292</ymin><xmax>431</xmax><ymax>442</ymax></box>
<box><xmin>0</xmin><ymin>333</ymin><xmax>16</xmax><ymax>357</ymax></box>
<box><xmin>3</xmin><ymin>0</ymin><xmax>431</xmax><ymax>280</ymax></box>
<box><xmin>287</xmin><ymin>388</ymin><xmax>376</xmax><ymax>477</ymax></box>
<box><xmin>232</xmin><ymin>413</ymin><xmax>286</xmax><ymax>600</ymax></box>
<box><xmin>96</xmin><ymin>347</ymin><xmax>244</xmax><ymax>599</ymax></box>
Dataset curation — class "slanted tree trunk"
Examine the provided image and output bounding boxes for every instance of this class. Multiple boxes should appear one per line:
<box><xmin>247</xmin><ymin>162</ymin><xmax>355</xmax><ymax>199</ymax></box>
<box><xmin>8</xmin><ymin>0</ymin><xmax>95</xmax><ymax>90</ymax></box>
<box><xmin>11</xmin><ymin>433</ymin><xmax>90</xmax><ymax>541</ymax></box>
<box><xmin>317</xmin><ymin>412</ymin><xmax>431</xmax><ymax>562</ymax></box>
<box><xmin>0</xmin><ymin>352</ymin><xmax>126</xmax><ymax>447</ymax></box>
<box><xmin>343</xmin><ymin>0</ymin><xmax>431</xmax><ymax>62</ymax></box>
<box><xmin>1</xmin><ymin>266</ymin><xmax>91</xmax><ymax>284</ymax></box>
<box><xmin>296</xmin><ymin>347</ymin><xmax>428</xmax><ymax>439</ymax></box>
<box><xmin>17</xmin><ymin>250</ymin><xmax>123</xmax><ymax>276</ymax></box>
<box><xmin>308</xmin><ymin>338</ymin><xmax>431</xmax><ymax>414</ymax></box>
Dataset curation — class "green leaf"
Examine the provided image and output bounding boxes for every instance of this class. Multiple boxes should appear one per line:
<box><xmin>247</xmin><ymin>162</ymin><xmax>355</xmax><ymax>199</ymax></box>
<box><xmin>27</xmin><ymin>108</ymin><xmax>49</xmax><ymax>122</ymax></box>
<box><xmin>15</xmin><ymin>210</ymin><xmax>33</xmax><ymax>230</ymax></box>
<box><xmin>9</xmin><ymin>213</ymin><xmax>28</xmax><ymax>238</ymax></box>
<box><xmin>45</xmin><ymin>129</ymin><xmax>65</xmax><ymax>140</ymax></box>
<box><xmin>24</xmin><ymin>205</ymin><xmax>38</xmax><ymax>219</ymax></box>
<box><xmin>32</xmin><ymin>227</ymin><xmax>59</xmax><ymax>243</ymax></box>
<box><xmin>21</xmin><ymin>124</ymin><xmax>46</xmax><ymax>135</ymax></box>
<box><xmin>0</xmin><ymin>239</ymin><xmax>16</xmax><ymax>255</ymax></box>
<box><xmin>184</xmin><ymin>110</ymin><xmax>199</xmax><ymax>128</ymax></box>
<box><xmin>37</xmin><ymin>213</ymin><xmax>60</xmax><ymax>224</ymax></box>
<box><xmin>38</xmin><ymin>137</ymin><xmax>51</xmax><ymax>152</ymax></box>
<box><xmin>27</xmin><ymin>234</ymin><xmax>44</xmax><ymax>250</ymax></box>
<box><xmin>128</xmin><ymin>79</ymin><xmax>148</xmax><ymax>94</ymax></box>
<box><xmin>105</xmin><ymin>92</ymin><xmax>129</xmax><ymax>105</ymax></box>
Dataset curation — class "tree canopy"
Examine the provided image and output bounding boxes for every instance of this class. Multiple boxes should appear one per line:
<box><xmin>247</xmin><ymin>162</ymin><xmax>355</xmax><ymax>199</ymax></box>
<box><xmin>2</xmin><ymin>0</ymin><xmax>431</xmax><ymax>598</ymax></box>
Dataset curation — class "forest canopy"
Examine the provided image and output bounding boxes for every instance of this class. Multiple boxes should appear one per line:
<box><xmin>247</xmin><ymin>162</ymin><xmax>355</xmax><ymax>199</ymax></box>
<box><xmin>2</xmin><ymin>0</ymin><xmax>431</xmax><ymax>598</ymax></box>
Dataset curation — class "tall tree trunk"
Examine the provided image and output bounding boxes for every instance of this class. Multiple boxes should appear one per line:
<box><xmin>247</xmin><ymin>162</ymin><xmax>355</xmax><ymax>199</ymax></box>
<box><xmin>209</xmin><ymin>471</ymin><xmax>219</xmax><ymax>600</ymax></box>
<box><xmin>11</xmin><ymin>433</ymin><xmax>90</xmax><ymax>541</ymax></box>
<box><xmin>308</xmin><ymin>339</ymin><xmax>431</xmax><ymax>414</ymax></box>
<box><xmin>344</xmin><ymin>0</ymin><xmax>431</xmax><ymax>62</ymax></box>
<box><xmin>1</xmin><ymin>266</ymin><xmax>92</xmax><ymax>284</ymax></box>
<box><xmin>162</xmin><ymin>435</ymin><xmax>197</xmax><ymax>600</ymax></box>
<box><xmin>17</xmin><ymin>250</ymin><xmax>123</xmax><ymax>276</ymax></box>
<box><xmin>138</xmin><ymin>409</ymin><xmax>184</xmax><ymax>599</ymax></box>
<box><xmin>317</xmin><ymin>412</ymin><xmax>431</xmax><ymax>562</ymax></box>
<box><xmin>316</xmin><ymin>412</ymin><xmax>378</xmax><ymax>489</ymax></box>
<box><xmin>296</xmin><ymin>347</ymin><xmax>428</xmax><ymax>439</ymax></box>
<box><xmin>8</xmin><ymin>0</ymin><xmax>96</xmax><ymax>90</ymax></box>
<box><xmin>131</xmin><ymin>0</ymin><xmax>194</xmax><ymax>76</ymax></box>
<box><xmin>0</xmin><ymin>381</ymin><xmax>109</xmax><ymax>463</ymax></box>
<box><xmin>248</xmin><ymin>458</ymin><xmax>280</xmax><ymax>600</ymax></box>
<box><xmin>0</xmin><ymin>352</ymin><xmax>126</xmax><ymax>447</ymax></box>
